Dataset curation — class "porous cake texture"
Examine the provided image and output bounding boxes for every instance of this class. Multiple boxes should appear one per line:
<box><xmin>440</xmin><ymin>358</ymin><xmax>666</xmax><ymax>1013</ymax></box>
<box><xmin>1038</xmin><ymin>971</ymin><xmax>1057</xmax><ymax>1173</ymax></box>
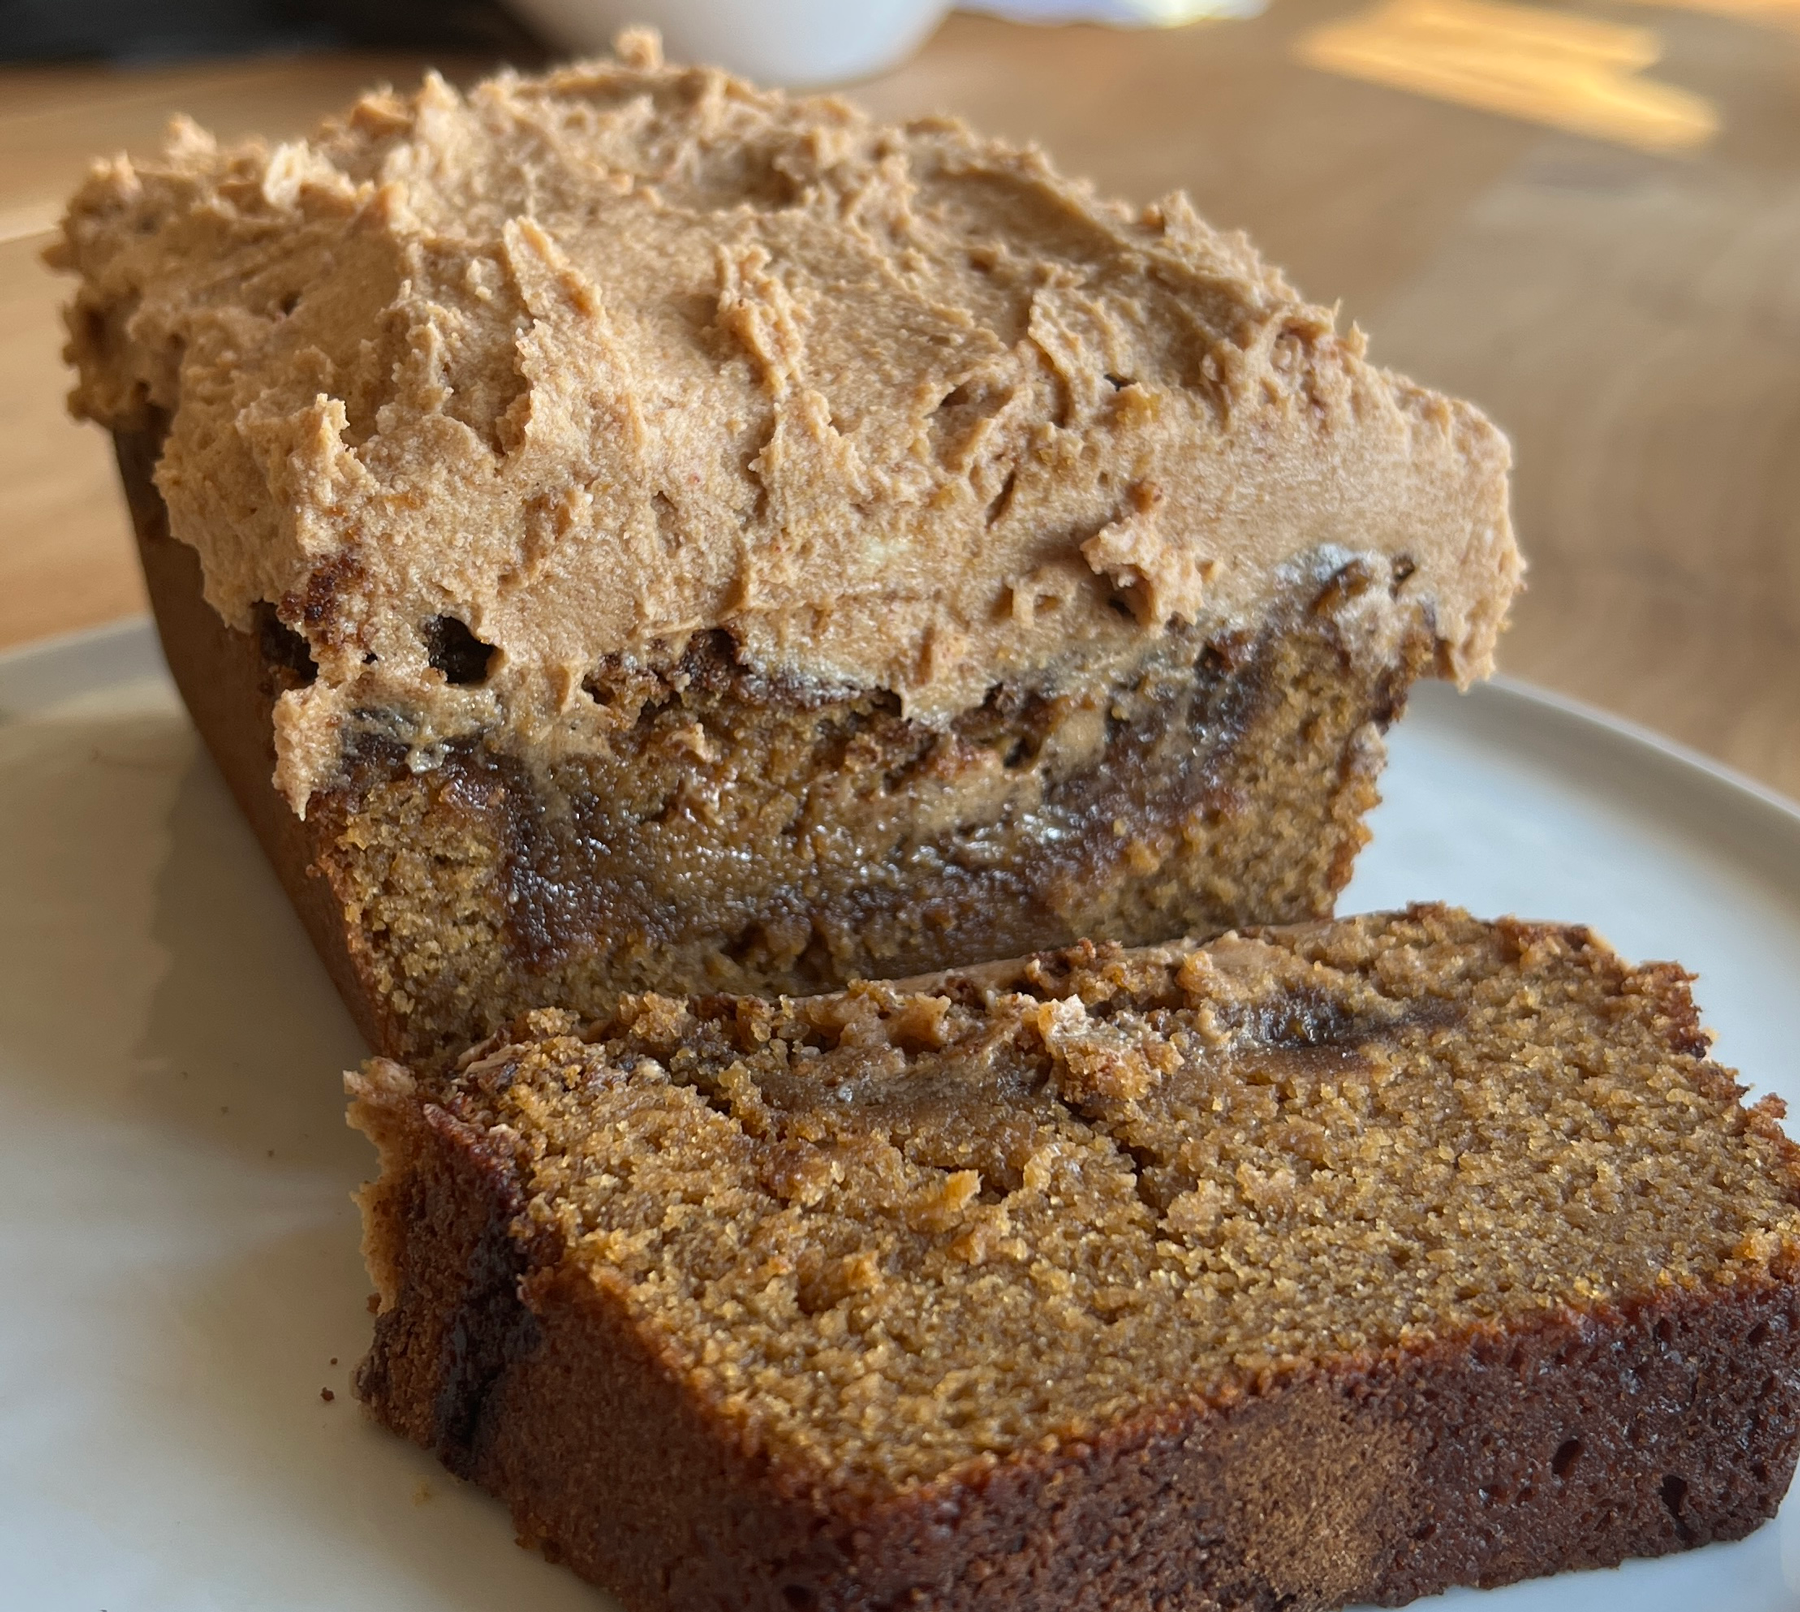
<box><xmin>57</xmin><ymin>34</ymin><xmax>1519</xmax><ymax>1060</ymax></box>
<box><xmin>351</xmin><ymin>905</ymin><xmax>1800</xmax><ymax>1611</ymax></box>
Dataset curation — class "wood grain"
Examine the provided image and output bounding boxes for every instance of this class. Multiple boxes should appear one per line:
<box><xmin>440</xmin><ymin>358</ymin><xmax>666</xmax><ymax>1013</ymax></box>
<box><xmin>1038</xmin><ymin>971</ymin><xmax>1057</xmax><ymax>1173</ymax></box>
<box><xmin>1</xmin><ymin>10</ymin><xmax>1796</xmax><ymax>796</ymax></box>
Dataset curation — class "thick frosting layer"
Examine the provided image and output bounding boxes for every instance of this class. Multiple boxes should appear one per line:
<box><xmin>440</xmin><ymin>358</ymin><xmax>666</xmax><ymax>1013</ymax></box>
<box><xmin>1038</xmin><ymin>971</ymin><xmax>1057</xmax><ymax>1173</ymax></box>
<box><xmin>56</xmin><ymin>31</ymin><xmax>1519</xmax><ymax>812</ymax></box>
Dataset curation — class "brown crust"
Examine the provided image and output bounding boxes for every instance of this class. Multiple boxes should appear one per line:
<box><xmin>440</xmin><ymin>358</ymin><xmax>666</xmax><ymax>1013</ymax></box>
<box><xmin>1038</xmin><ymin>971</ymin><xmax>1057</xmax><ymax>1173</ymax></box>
<box><xmin>353</xmin><ymin>1075</ymin><xmax>1800</xmax><ymax>1612</ymax></box>
<box><xmin>117</xmin><ymin>425</ymin><xmax>404</xmax><ymax>1056</ymax></box>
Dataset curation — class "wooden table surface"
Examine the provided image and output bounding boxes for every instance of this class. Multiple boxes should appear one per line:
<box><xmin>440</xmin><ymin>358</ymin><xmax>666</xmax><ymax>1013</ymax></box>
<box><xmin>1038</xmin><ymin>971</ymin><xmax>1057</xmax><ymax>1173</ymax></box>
<box><xmin>2</xmin><ymin>6</ymin><xmax>1797</xmax><ymax>795</ymax></box>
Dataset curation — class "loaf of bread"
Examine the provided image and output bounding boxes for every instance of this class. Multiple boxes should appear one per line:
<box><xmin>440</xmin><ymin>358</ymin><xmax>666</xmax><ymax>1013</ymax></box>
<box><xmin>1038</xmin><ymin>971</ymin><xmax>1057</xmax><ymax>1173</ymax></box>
<box><xmin>57</xmin><ymin>36</ymin><xmax>1518</xmax><ymax>1063</ymax></box>
<box><xmin>350</xmin><ymin>905</ymin><xmax>1800</xmax><ymax>1610</ymax></box>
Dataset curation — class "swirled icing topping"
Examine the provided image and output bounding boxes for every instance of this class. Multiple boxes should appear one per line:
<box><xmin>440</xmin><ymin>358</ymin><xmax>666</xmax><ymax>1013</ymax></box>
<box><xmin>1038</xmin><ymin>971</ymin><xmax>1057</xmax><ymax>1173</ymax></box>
<box><xmin>56</xmin><ymin>30</ymin><xmax>1518</xmax><ymax>811</ymax></box>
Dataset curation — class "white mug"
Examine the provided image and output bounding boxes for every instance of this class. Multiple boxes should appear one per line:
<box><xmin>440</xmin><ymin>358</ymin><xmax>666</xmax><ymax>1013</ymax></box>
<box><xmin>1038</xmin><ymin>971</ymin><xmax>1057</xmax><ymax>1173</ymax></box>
<box><xmin>505</xmin><ymin>0</ymin><xmax>954</xmax><ymax>86</ymax></box>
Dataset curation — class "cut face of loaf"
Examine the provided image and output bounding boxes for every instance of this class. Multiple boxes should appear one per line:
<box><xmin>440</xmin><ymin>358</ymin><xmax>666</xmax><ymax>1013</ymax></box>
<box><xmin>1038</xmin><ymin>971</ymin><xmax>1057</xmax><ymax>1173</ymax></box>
<box><xmin>121</xmin><ymin>427</ymin><xmax>1431</xmax><ymax>1064</ymax></box>
<box><xmin>349</xmin><ymin>905</ymin><xmax>1800</xmax><ymax>1612</ymax></box>
<box><xmin>62</xmin><ymin>37</ymin><xmax>1518</xmax><ymax>1061</ymax></box>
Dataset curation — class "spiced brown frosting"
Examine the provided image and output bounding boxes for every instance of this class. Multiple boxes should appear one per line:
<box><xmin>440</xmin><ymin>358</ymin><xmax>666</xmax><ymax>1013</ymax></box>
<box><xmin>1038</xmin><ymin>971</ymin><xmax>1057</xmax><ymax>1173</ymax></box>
<box><xmin>55</xmin><ymin>30</ymin><xmax>1519</xmax><ymax>813</ymax></box>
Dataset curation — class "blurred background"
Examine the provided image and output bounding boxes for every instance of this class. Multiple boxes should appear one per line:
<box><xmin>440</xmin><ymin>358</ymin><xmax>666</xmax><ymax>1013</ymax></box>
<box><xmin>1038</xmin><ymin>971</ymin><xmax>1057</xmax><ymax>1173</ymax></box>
<box><xmin>2</xmin><ymin>0</ymin><xmax>1797</xmax><ymax>794</ymax></box>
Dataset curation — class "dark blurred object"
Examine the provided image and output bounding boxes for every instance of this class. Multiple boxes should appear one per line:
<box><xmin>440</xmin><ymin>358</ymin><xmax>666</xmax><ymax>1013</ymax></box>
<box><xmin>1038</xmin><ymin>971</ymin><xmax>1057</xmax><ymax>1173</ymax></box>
<box><xmin>0</xmin><ymin>0</ymin><xmax>548</xmax><ymax>63</ymax></box>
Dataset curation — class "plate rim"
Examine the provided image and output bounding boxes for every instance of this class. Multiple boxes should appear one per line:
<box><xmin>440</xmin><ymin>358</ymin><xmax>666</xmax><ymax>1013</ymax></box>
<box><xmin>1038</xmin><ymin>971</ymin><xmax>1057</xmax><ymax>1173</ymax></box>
<box><xmin>1481</xmin><ymin>672</ymin><xmax>1800</xmax><ymax>836</ymax></box>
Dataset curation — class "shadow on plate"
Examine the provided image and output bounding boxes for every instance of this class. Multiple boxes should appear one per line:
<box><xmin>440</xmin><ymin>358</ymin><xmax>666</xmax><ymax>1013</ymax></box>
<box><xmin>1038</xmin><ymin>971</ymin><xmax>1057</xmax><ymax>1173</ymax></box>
<box><xmin>0</xmin><ymin>704</ymin><xmax>363</xmax><ymax>1167</ymax></box>
<box><xmin>136</xmin><ymin>726</ymin><xmax>368</xmax><ymax>1174</ymax></box>
<box><xmin>164</xmin><ymin>1219</ymin><xmax>605</xmax><ymax>1609</ymax></box>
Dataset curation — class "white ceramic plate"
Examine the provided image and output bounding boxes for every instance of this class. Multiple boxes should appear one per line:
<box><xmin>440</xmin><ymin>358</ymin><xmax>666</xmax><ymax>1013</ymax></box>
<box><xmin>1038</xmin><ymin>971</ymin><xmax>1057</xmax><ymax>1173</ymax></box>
<box><xmin>2</xmin><ymin>620</ymin><xmax>1798</xmax><ymax>1611</ymax></box>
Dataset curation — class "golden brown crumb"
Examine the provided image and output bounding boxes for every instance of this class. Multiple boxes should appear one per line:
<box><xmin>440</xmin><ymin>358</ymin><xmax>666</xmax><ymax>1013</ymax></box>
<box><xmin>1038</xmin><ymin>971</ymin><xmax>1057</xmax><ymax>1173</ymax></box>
<box><xmin>390</xmin><ymin>905</ymin><xmax>1800</xmax><ymax>1494</ymax></box>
